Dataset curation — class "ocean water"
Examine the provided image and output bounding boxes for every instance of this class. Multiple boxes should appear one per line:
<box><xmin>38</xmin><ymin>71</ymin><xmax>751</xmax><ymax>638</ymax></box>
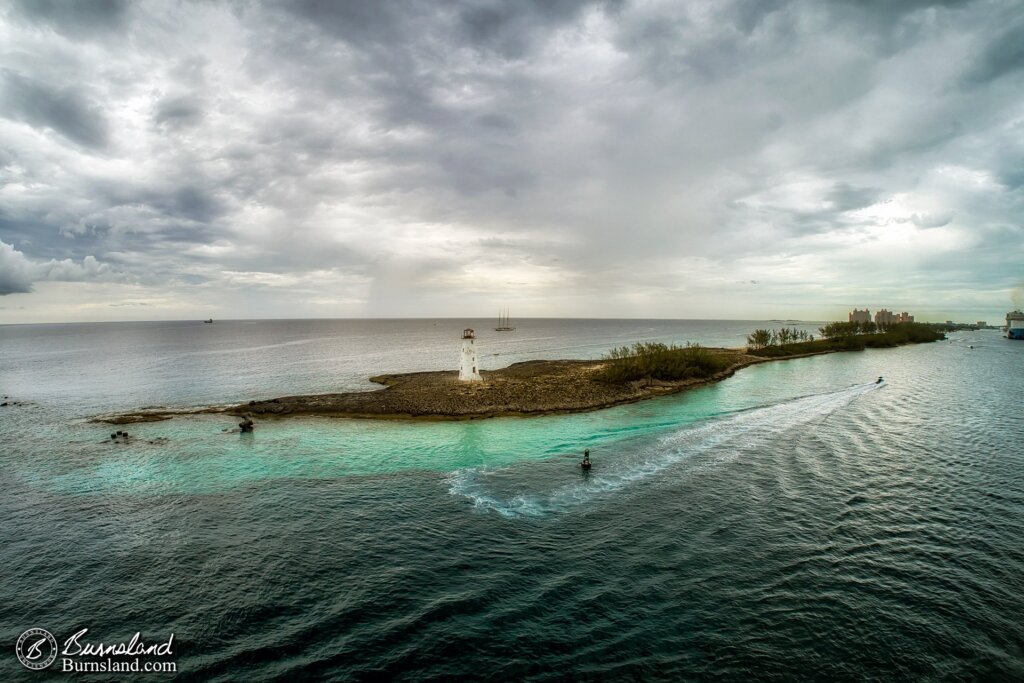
<box><xmin>1</xmin><ymin>319</ymin><xmax>1022</xmax><ymax>680</ymax></box>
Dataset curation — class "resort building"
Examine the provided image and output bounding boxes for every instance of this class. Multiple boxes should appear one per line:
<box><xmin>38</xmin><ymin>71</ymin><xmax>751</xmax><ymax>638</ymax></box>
<box><xmin>874</xmin><ymin>309</ymin><xmax>915</xmax><ymax>326</ymax></box>
<box><xmin>849</xmin><ymin>309</ymin><xmax>871</xmax><ymax>324</ymax></box>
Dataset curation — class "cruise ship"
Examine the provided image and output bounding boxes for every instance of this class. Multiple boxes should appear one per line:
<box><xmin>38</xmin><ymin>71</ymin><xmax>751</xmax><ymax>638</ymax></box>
<box><xmin>1006</xmin><ymin>310</ymin><xmax>1024</xmax><ymax>339</ymax></box>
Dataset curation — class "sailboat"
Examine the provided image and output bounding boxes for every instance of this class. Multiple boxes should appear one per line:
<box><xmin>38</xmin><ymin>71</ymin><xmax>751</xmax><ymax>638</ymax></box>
<box><xmin>495</xmin><ymin>308</ymin><xmax>515</xmax><ymax>331</ymax></box>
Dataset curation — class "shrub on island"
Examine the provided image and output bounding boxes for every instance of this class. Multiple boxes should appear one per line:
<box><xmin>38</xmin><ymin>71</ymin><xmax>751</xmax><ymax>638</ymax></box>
<box><xmin>598</xmin><ymin>342</ymin><xmax>733</xmax><ymax>383</ymax></box>
<box><xmin>746</xmin><ymin>322</ymin><xmax>944</xmax><ymax>357</ymax></box>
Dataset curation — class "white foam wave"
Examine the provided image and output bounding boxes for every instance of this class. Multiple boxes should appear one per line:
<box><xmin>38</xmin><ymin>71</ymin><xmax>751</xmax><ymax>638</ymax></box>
<box><xmin>448</xmin><ymin>382</ymin><xmax>880</xmax><ymax>518</ymax></box>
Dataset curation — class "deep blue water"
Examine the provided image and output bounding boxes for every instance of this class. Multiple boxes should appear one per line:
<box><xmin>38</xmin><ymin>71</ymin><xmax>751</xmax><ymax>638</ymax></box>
<box><xmin>1</xmin><ymin>319</ymin><xmax>1022</xmax><ymax>680</ymax></box>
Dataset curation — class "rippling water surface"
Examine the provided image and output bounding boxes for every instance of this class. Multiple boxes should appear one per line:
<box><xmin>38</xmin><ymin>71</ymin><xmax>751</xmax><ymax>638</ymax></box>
<box><xmin>1</xmin><ymin>319</ymin><xmax>1022</xmax><ymax>680</ymax></box>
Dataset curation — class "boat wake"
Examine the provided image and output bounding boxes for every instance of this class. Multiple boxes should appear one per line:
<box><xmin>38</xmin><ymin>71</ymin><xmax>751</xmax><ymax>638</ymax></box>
<box><xmin>447</xmin><ymin>381</ymin><xmax>881</xmax><ymax>518</ymax></box>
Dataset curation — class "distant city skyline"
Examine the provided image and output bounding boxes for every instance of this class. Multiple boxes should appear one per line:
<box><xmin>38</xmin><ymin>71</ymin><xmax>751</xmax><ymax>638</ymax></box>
<box><xmin>1</xmin><ymin>0</ymin><xmax>1022</xmax><ymax>324</ymax></box>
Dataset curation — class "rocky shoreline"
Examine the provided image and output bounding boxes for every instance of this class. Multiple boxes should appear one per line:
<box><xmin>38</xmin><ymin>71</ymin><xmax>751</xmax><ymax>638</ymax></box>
<box><xmin>93</xmin><ymin>348</ymin><xmax>830</xmax><ymax>425</ymax></box>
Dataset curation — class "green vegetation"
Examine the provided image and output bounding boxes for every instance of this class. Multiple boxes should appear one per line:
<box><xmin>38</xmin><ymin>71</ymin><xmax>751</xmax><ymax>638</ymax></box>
<box><xmin>818</xmin><ymin>321</ymin><xmax>877</xmax><ymax>338</ymax></box>
<box><xmin>747</xmin><ymin>322</ymin><xmax>945</xmax><ymax>357</ymax></box>
<box><xmin>746</xmin><ymin>327</ymin><xmax>812</xmax><ymax>350</ymax></box>
<box><xmin>598</xmin><ymin>342</ymin><xmax>733</xmax><ymax>384</ymax></box>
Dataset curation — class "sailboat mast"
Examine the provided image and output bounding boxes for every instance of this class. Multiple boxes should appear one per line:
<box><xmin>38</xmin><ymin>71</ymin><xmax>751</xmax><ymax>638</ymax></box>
<box><xmin>495</xmin><ymin>307</ymin><xmax>514</xmax><ymax>331</ymax></box>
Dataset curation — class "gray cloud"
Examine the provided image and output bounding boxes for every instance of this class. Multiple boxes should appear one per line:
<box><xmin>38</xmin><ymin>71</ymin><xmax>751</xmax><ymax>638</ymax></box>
<box><xmin>277</xmin><ymin>0</ymin><xmax>415</xmax><ymax>46</ymax></box>
<box><xmin>961</xmin><ymin>20</ymin><xmax>1024</xmax><ymax>86</ymax></box>
<box><xmin>0</xmin><ymin>241</ymin><xmax>34</xmax><ymax>294</ymax></box>
<box><xmin>9</xmin><ymin>0</ymin><xmax>129</xmax><ymax>39</ymax></box>
<box><xmin>828</xmin><ymin>184</ymin><xmax>884</xmax><ymax>213</ymax></box>
<box><xmin>0</xmin><ymin>69</ymin><xmax>109</xmax><ymax>149</ymax></box>
<box><xmin>154</xmin><ymin>94</ymin><xmax>204</xmax><ymax>128</ymax></box>
<box><xmin>997</xmin><ymin>161</ymin><xmax>1024</xmax><ymax>190</ymax></box>
<box><xmin>826</xmin><ymin>0</ymin><xmax>975</xmax><ymax>18</ymax></box>
<box><xmin>0</xmin><ymin>0</ymin><xmax>1021</xmax><ymax>321</ymax></box>
<box><xmin>456</xmin><ymin>0</ymin><xmax>623</xmax><ymax>58</ymax></box>
<box><xmin>145</xmin><ymin>186</ymin><xmax>226</xmax><ymax>224</ymax></box>
<box><xmin>0</xmin><ymin>240</ymin><xmax>123</xmax><ymax>294</ymax></box>
<box><xmin>37</xmin><ymin>254</ymin><xmax>121</xmax><ymax>282</ymax></box>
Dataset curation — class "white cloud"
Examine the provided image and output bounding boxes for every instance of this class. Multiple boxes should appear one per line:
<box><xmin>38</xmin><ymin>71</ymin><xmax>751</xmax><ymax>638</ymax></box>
<box><xmin>0</xmin><ymin>240</ymin><xmax>34</xmax><ymax>294</ymax></box>
<box><xmin>0</xmin><ymin>239</ymin><xmax>124</xmax><ymax>294</ymax></box>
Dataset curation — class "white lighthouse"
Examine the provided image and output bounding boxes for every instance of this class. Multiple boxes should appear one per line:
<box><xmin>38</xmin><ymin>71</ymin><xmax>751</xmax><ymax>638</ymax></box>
<box><xmin>459</xmin><ymin>328</ymin><xmax>482</xmax><ymax>381</ymax></box>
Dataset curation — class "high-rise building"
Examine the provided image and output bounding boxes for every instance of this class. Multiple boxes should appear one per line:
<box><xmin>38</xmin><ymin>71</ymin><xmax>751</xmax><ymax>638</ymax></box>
<box><xmin>849</xmin><ymin>308</ymin><xmax>871</xmax><ymax>324</ymax></box>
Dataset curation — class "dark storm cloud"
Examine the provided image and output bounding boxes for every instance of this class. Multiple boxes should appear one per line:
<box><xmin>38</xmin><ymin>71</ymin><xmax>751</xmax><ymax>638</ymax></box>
<box><xmin>997</xmin><ymin>161</ymin><xmax>1024</xmax><ymax>190</ymax></box>
<box><xmin>735</xmin><ymin>182</ymin><xmax>887</xmax><ymax>239</ymax></box>
<box><xmin>0</xmin><ymin>212</ymin><xmax>47</xmax><ymax>255</ymax></box>
<box><xmin>154</xmin><ymin>94</ymin><xmax>205</xmax><ymax>128</ymax></box>
<box><xmin>456</xmin><ymin>0</ymin><xmax>623</xmax><ymax>57</ymax></box>
<box><xmin>827</xmin><ymin>184</ymin><xmax>884</xmax><ymax>213</ymax></box>
<box><xmin>617</xmin><ymin>0</ymin><xmax>981</xmax><ymax>90</ymax></box>
<box><xmin>961</xmin><ymin>21</ymin><xmax>1024</xmax><ymax>86</ymax></box>
<box><xmin>0</xmin><ymin>238</ymin><xmax>126</xmax><ymax>295</ymax></box>
<box><xmin>818</xmin><ymin>0</ymin><xmax>980</xmax><ymax>48</ymax></box>
<box><xmin>826</xmin><ymin>0</ymin><xmax>975</xmax><ymax>17</ymax></box>
<box><xmin>0</xmin><ymin>241</ymin><xmax>34</xmax><ymax>294</ymax></box>
<box><xmin>264</xmin><ymin>0</ymin><xmax>622</xmax><ymax>135</ymax></box>
<box><xmin>279</xmin><ymin>0</ymin><xmax>620</xmax><ymax>54</ymax></box>
<box><xmin>277</xmin><ymin>0</ymin><xmax>415</xmax><ymax>46</ymax></box>
<box><xmin>728</xmin><ymin>0</ymin><xmax>788</xmax><ymax>34</ymax></box>
<box><xmin>9</xmin><ymin>0</ymin><xmax>128</xmax><ymax>38</ymax></box>
<box><xmin>147</xmin><ymin>187</ymin><xmax>225</xmax><ymax>224</ymax></box>
<box><xmin>60</xmin><ymin>177</ymin><xmax>228</xmax><ymax>231</ymax></box>
<box><xmin>0</xmin><ymin>69</ymin><xmax>109</xmax><ymax>149</ymax></box>
<box><xmin>475</xmin><ymin>113</ymin><xmax>517</xmax><ymax>132</ymax></box>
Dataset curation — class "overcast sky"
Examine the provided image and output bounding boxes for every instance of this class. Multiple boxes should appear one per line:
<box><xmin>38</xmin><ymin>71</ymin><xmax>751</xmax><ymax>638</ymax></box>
<box><xmin>1</xmin><ymin>0</ymin><xmax>1022</xmax><ymax>324</ymax></box>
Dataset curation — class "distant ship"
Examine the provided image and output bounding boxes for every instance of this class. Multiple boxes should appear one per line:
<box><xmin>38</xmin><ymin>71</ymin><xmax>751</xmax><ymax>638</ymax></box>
<box><xmin>204</xmin><ymin>319</ymin><xmax>213</xmax><ymax>324</ymax></box>
<box><xmin>1005</xmin><ymin>310</ymin><xmax>1024</xmax><ymax>339</ymax></box>
<box><xmin>495</xmin><ymin>309</ymin><xmax>515</xmax><ymax>331</ymax></box>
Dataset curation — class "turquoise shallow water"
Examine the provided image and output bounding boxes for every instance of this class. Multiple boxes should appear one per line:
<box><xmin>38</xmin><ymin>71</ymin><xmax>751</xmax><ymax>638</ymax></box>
<box><xmin>1</xmin><ymin>320</ymin><xmax>1023</xmax><ymax>680</ymax></box>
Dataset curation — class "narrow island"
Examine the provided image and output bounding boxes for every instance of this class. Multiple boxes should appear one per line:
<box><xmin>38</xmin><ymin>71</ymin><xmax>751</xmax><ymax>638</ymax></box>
<box><xmin>96</xmin><ymin>322</ymin><xmax>944</xmax><ymax>424</ymax></box>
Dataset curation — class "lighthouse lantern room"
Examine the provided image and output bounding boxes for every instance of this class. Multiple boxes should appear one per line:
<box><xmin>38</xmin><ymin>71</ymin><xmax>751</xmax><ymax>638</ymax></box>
<box><xmin>459</xmin><ymin>328</ymin><xmax>482</xmax><ymax>381</ymax></box>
